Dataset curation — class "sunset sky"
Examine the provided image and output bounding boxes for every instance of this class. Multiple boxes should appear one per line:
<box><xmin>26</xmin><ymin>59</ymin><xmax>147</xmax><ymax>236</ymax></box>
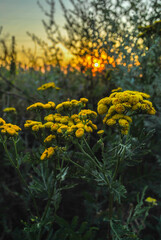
<box><xmin>0</xmin><ymin>0</ymin><xmax>72</xmax><ymax>61</ymax></box>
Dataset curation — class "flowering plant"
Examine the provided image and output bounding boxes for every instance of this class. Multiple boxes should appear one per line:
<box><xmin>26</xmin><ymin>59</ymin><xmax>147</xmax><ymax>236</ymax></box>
<box><xmin>0</xmin><ymin>88</ymin><xmax>157</xmax><ymax>240</ymax></box>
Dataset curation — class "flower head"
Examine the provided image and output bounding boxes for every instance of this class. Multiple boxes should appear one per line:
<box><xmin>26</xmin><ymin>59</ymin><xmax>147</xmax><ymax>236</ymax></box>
<box><xmin>145</xmin><ymin>197</ymin><xmax>157</xmax><ymax>206</ymax></box>
<box><xmin>3</xmin><ymin>107</ymin><xmax>16</xmax><ymax>113</ymax></box>
<box><xmin>37</xmin><ymin>82</ymin><xmax>58</xmax><ymax>91</ymax></box>
<box><xmin>97</xmin><ymin>89</ymin><xmax>156</xmax><ymax>135</ymax></box>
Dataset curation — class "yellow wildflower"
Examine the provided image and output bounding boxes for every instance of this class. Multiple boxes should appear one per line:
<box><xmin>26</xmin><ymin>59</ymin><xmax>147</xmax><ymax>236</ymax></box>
<box><xmin>112</xmin><ymin>114</ymin><xmax>124</xmax><ymax>120</ymax></box>
<box><xmin>6</xmin><ymin>128</ymin><xmax>17</xmax><ymax>136</ymax></box>
<box><xmin>132</xmin><ymin>102</ymin><xmax>142</xmax><ymax>111</ymax></box>
<box><xmin>61</xmin><ymin>116</ymin><xmax>69</xmax><ymax>124</ymax></box>
<box><xmin>0</xmin><ymin>123</ymin><xmax>21</xmax><ymax>136</ymax></box>
<box><xmin>44</xmin><ymin>114</ymin><xmax>55</xmax><ymax>122</ymax></box>
<box><xmin>106</xmin><ymin>118</ymin><xmax>116</xmax><ymax>126</ymax></box>
<box><xmin>91</xmin><ymin>123</ymin><xmax>97</xmax><ymax>130</ymax></box>
<box><xmin>3</xmin><ymin>107</ymin><xmax>16</xmax><ymax>113</ymax></box>
<box><xmin>68</xmin><ymin>120</ymin><xmax>74</xmax><ymax>126</ymax></box>
<box><xmin>111</xmin><ymin>87</ymin><xmax>122</xmax><ymax>92</ymax></box>
<box><xmin>43</xmin><ymin>103</ymin><xmax>51</xmax><ymax>109</ymax></box>
<box><xmin>148</xmin><ymin>107</ymin><xmax>156</xmax><ymax>115</ymax></box>
<box><xmin>108</xmin><ymin>105</ymin><xmax>115</xmax><ymax>115</ymax></box>
<box><xmin>122</xmin><ymin>102</ymin><xmax>131</xmax><ymax>108</ymax></box>
<box><xmin>141</xmin><ymin>103</ymin><xmax>151</xmax><ymax>111</ymax></box>
<box><xmin>32</xmin><ymin>125</ymin><xmax>40</xmax><ymax>132</ymax></box>
<box><xmin>40</xmin><ymin>147</ymin><xmax>56</xmax><ymax>160</ymax></box>
<box><xmin>112</xmin><ymin>98</ymin><xmax>121</xmax><ymax>105</ymax></box>
<box><xmin>115</xmin><ymin>104</ymin><xmax>125</xmax><ymax>114</ymax></box>
<box><xmin>129</xmin><ymin>95</ymin><xmax>139</xmax><ymax>105</ymax></box>
<box><xmin>75</xmin><ymin>128</ymin><xmax>84</xmax><ymax>138</ymax></box>
<box><xmin>97</xmin><ymin>104</ymin><xmax>108</xmax><ymax>115</ymax></box>
<box><xmin>121</xmin><ymin>128</ymin><xmax>129</xmax><ymax>135</ymax></box>
<box><xmin>51</xmin><ymin>124</ymin><xmax>59</xmax><ymax>131</ymax></box>
<box><xmin>62</xmin><ymin>102</ymin><xmax>70</xmax><ymax>108</ymax></box>
<box><xmin>98</xmin><ymin>97</ymin><xmax>111</xmax><ymax>105</ymax></box>
<box><xmin>145</xmin><ymin>197</ymin><xmax>157</xmax><ymax>206</ymax></box>
<box><xmin>67</xmin><ymin>127</ymin><xmax>74</xmax><ymax>134</ymax></box>
<box><xmin>103</xmin><ymin>114</ymin><xmax>110</xmax><ymax>124</ymax></box>
<box><xmin>48</xmin><ymin>101</ymin><xmax>56</xmax><ymax>108</ymax></box>
<box><xmin>79</xmin><ymin>109</ymin><xmax>97</xmax><ymax>119</ymax></box>
<box><xmin>80</xmin><ymin>98</ymin><xmax>88</xmax><ymax>103</ymax></box>
<box><xmin>37</xmin><ymin>82</ymin><xmax>56</xmax><ymax>91</ymax></box>
<box><xmin>118</xmin><ymin>119</ymin><xmax>129</xmax><ymax>128</ymax></box>
<box><xmin>84</xmin><ymin>125</ymin><xmax>93</xmax><ymax>133</ymax></box>
<box><xmin>44</xmin><ymin>134</ymin><xmax>56</xmax><ymax>143</ymax></box>
<box><xmin>117</xmin><ymin>92</ymin><xmax>130</xmax><ymax>102</ymax></box>
<box><xmin>56</xmin><ymin>103</ymin><xmax>64</xmax><ymax>112</ymax></box>
<box><xmin>44</xmin><ymin>122</ymin><xmax>54</xmax><ymax>128</ymax></box>
<box><xmin>123</xmin><ymin>116</ymin><xmax>132</xmax><ymax>123</ymax></box>
<box><xmin>76</xmin><ymin>123</ymin><xmax>84</xmax><ymax>128</ymax></box>
<box><xmin>97</xmin><ymin>130</ymin><xmax>104</xmax><ymax>135</ymax></box>
<box><xmin>140</xmin><ymin>92</ymin><xmax>150</xmax><ymax>99</ymax></box>
<box><xmin>0</xmin><ymin>118</ymin><xmax>6</xmax><ymax>125</ymax></box>
<box><xmin>27</xmin><ymin>102</ymin><xmax>44</xmax><ymax>111</ymax></box>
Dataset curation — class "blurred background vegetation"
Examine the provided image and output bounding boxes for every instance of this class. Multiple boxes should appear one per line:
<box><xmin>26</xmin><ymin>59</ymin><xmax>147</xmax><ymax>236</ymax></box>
<box><xmin>0</xmin><ymin>0</ymin><xmax>161</xmax><ymax>239</ymax></box>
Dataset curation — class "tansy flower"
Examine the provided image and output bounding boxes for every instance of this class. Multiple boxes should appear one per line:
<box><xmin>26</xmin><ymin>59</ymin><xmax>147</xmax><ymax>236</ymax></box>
<box><xmin>97</xmin><ymin>104</ymin><xmax>108</xmax><ymax>115</ymax></box>
<box><xmin>75</xmin><ymin>128</ymin><xmax>84</xmax><ymax>138</ymax></box>
<box><xmin>44</xmin><ymin>134</ymin><xmax>56</xmax><ymax>143</ymax></box>
<box><xmin>3</xmin><ymin>107</ymin><xmax>16</xmax><ymax>113</ymax></box>
<box><xmin>121</xmin><ymin>128</ymin><xmax>129</xmax><ymax>135</ymax></box>
<box><xmin>118</xmin><ymin>119</ymin><xmax>129</xmax><ymax>128</ymax></box>
<box><xmin>80</xmin><ymin>98</ymin><xmax>88</xmax><ymax>103</ymax></box>
<box><xmin>0</xmin><ymin>123</ymin><xmax>21</xmax><ymax>136</ymax></box>
<box><xmin>37</xmin><ymin>82</ymin><xmax>56</xmax><ymax>91</ymax></box>
<box><xmin>40</xmin><ymin>147</ymin><xmax>56</xmax><ymax>160</ymax></box>
<box><xmin>148</xmin><ymin>107</ymin><xmax>156</xmax><ymax>115</ymax></box>
<box><xmin>97</xmin><ymin>89</ymin><xmax>156</xmax><ymax>135</ymax></box>
<box><xmin>0</xmin><ymin>118</ymin><xmax>6</xmax><ymax>125</ymax></box>
<box><xmin>84</xmin><ymin>125</ymin><xmax>93</xmax><ymax>133</ymax></box>
<box><xmin>97</xmin><ymin>130</ymin><xmax>104</xmax><ymax>135</ymax></box>
<box><xmin>145</xmin><ymin>197</ymin><xmax>157</xmax><ymax>206</ymax></box>
<box><xmin>111</xmin><ymin>87</ymin><xmax>122</xmax><ymax>92</ymax></box>
<box><xmin>44</xmin><ymin>114</ymin><xmax>55</xmax><ymax>122</ymax></box>
<box><xmin>115</xmin><ymin>104</ymin><xmax>125</xmax><ymax>114</ymax></box>
<box><xmin>106</xmin><ymin>118</ymin><xmax>116</xmax><ymax>126</ymax></box>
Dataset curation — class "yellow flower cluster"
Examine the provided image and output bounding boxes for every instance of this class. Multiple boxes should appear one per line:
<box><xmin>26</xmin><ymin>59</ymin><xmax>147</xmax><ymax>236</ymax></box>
<box><xmin>24</xmin><ymin>120</ymin><xmax>44</xmax><ymax>131</ymax></box>
<box><xmin>40</xmin><ymin>146</ymin><xmax>57</xmax><ymax>160</ymax></box>
<box><xmin>78</xmin><ymin>109</ymin><xmax>97</xmax><ymax>120</ymax></box>
<box><xmin>27</xmin><ymin>101</ymin><xmax>55</xmax><ymax>111</ymax></box>
<box><xmin>25</xmin><ymin>98</ymin><xmax>97</xmax><ymax>139</ymax></box>
<box><xmin>37</xmin><ymin>82</ymin><xmax>60</xmax><ymax>91</ymax></box>
<box><xmin>0</xmin><ymin>118</ymin><xmax>21</xmax><ymax>136</ymax></box>
<box><xmin>25</xmin><ymin>98</ymin><xmax>97</xmax><ymax>160</ymax></box>
<box><xmin>56</xmin><ymin>98</ymin><xmax>88</xmax><ymax>112</ymax></box>
<box><xmin>43</xmin><ymin>111</ymin><xmax>97</xmax><ymax>138</ymax></box>
<box><xmin>97</xmin><ymin>89</ymin><xmax>156</xmax><ymax>135</ymax></box>
<box><xmin>3</xmin><ymin>107</ymin><xmax>16</xmax><ymax>113</ymax></box>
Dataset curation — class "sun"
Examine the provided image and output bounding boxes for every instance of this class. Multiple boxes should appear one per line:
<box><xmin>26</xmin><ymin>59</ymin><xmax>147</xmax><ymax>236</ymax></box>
<box><xmin>94</xmin><ymin>62</ymin><xmax>99</xmax><ymax>68</ymax></box>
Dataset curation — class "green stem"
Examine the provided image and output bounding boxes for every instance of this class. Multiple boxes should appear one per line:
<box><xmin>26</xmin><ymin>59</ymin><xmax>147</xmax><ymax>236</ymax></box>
<box><xmin>13</xmin><ymin>138</ymin><xmax>19</xmax><ymax>167</ymax></box>
<box><xmin>2</xmin><ymin>141</ymin><xmax>39</xmax><ymax>217</ymax></box>
<box><xmin>74</xmin><ymin>140</ymin><xmax>110</xmax><ymax>186</ymax></box>
<box><xmin>77</xmin><ymin>141</ymin><xmax>102</xmax><ymax>170</ymax></box>
<box><xmin>83</xmin><ymin>137</ymin><xmax>100</xmax><ymax>165</ymax></box>
<box><xmin>67</xmin><ymin>156</ymin><xmax>86</xmax><ymax>171</ymax></box>
<box><xmin>37</xmin><ymin>167</ymin><xmax>57</xmax><ymax>240</ymax></box>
